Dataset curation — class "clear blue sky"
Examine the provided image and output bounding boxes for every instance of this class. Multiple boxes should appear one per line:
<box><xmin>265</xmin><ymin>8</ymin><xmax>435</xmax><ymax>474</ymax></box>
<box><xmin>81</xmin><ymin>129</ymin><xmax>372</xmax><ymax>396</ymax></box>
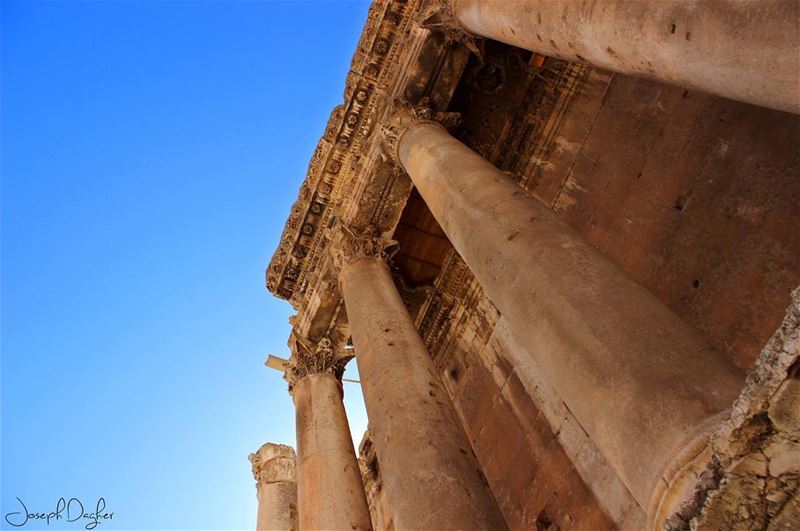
<box><xmin>1</xmin><ymin>1</ymin><xmax>370</xmax><ymax>529</ymax></box>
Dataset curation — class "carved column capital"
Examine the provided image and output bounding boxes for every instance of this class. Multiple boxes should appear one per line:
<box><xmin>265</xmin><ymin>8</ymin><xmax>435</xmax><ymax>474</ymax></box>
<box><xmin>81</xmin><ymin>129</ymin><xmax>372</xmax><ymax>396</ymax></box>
<box><xmin>416</xmin><ymin>0</ymin><xmax>483</xmax><ymax>58</ymax></box>
<box><xmin>249</xmin><ymin>442</ymin><xmax>296</xmax><ymax>490</ymax></box>
<box><xmin>379</xmin><ymin>98</ymin><xmax>461</xmax><ymax>166</ymax></box>
<box><xmin>284</xmin><ymin>333</ymin><xmax>350</xmax><ymax>392</ymax></box>
<box><xmin>330</xmin><ymin>223</ymin><xmax>399</xmax><ymax>272</ymax></box>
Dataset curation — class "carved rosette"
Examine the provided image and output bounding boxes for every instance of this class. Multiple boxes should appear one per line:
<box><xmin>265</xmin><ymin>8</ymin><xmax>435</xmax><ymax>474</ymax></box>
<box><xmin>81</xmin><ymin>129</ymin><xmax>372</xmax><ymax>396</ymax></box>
<box><xmin>416</xmin><ymin>0</ymin><xmax>483</xmax><ymax>58</ymax></box>
<box><xmin>284</xmin><ymin>335</ymin><xmax>350</xmax><ymax>392</ymax></box>
<box><xmin>330</xmin><ymin>223</ymin><xmax>400</xmax><ymax>272</ymax></box>
<box><xmin>248</xmin><ymin>442</ymin><xmax>296</xmax><ymax>491</ymax></box>
<box><xmin>379</xmin><ymin>98</ymin><xmax>461</xmax><ymax>166</ymax></box>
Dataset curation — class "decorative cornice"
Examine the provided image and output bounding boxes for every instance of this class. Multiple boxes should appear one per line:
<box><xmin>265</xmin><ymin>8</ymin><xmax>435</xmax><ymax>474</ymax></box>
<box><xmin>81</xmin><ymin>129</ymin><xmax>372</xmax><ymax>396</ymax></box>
<box><xmin>330</xmin><ymin>223</ymin><xmax>399</xmax><ymax>271</ymax></box>
<box><xmin>284</xmin><ymin>334</ymin><xmax>350</xmax><ymax>391</ymax></box>
<box><xmin>380</xmin><ymin>98</ymin><xmax>461</xmax><ymax>166</ymax></box>
<box><xmin>416</xmin><ymin>0</ymin><xmax>483</xmax><ymax>59</ymax></box>
<box><xmin>266</xmin><ymin>0</ymin><xmax>420</xmax><ymax>307</ymax></box>
<box><xmin>249</xmin><ymin>443</ymin><xmax>296</xmax><ymax>491</ymax></box>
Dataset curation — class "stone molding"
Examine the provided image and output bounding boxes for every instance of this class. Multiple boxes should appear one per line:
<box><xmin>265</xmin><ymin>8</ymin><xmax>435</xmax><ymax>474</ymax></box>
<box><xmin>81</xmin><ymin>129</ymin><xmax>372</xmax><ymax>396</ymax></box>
<box><xmin>416</xmin><ymin>0</ymin><xmax>483</xmax><ymax>58</ymax></box>
<box><xmin>330</xmin><ymin>223</ymin><xmax>399</xmax><ymax>272</ymax></box>
<box><xmin>249</xmin><ymin>443</ymin><xmax>297</xmax><ymax>490</ymax></box>
<box><xmin>265</xmin><ymin>0</ymin><xmax>422</xmax><ymax>306</ymax></box>
<box><xmin>284</xmin><ymin>334</ymin><xmax>350</xmax><ymax>391</ymax></box>
<box><xmin>264</xmin><ymin>0</ymin><xmax>471</xmax><ymax>348</ymax></box>
<box><xmin>379</xmin><ymin>98</ymin><xmax>461</xmax><ymax>167</ymax></box>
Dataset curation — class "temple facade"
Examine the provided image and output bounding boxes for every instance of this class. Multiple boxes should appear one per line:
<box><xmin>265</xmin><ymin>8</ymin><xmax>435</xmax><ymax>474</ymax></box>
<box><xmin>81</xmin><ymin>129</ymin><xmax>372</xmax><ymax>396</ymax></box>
<box><xmin>253</xmin><ymin>1</ymin><xmax>800</xmax><ymax>529</ymax></box>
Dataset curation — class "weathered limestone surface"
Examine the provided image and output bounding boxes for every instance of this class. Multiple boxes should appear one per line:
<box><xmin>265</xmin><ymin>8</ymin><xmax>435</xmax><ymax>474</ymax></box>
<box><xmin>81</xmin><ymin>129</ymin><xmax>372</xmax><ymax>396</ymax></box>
<box><xmin>662</xmin><ymin>290</ymin><xmax>800</xmax><ymax>530</ymax></box>
<box><xmin>414</xmin><ymin>252</ymin><xmax>629</xmax><ymax>529</ymax></box>
<box><xmin>358</xmin><ymin>432</ymin><xmax>394</xmax><ymax>530</ymax></box>
<box><xmin>394</xmin><ymin>117</ymin><xmax>744</xmax><ymax>515</ymax></box>
<box><xmin>449</xmin><ymin>0</ymin><xmax>800</xmax><ymax>114</ymax></box>
<box><xmin>287</xmin><ymin>336</ymin><xmax>372</xmax><ymax>531</ymax></box>
<box><xmin>335</xmin><ymin>228</ymin><xmax>507</xmax><ymax>530</ymax></box>
<box><xmin>292</xmin><ymin>372</ymin><xmax>372</xmax><ymax>531</ymax></box>
<box><xmin>516</xmin><ymin>69</ymin><xmax>800</xmax><ymax>373</ymax></box>
<box><xmin>249</xmin><ymin>443</ymin><xmax>298</xmax><ymax>531</ymax></box>
<box><xmin>262</xmin><ymin>1</ymin><xmax>800</xmax><ymax>529</ymax></box>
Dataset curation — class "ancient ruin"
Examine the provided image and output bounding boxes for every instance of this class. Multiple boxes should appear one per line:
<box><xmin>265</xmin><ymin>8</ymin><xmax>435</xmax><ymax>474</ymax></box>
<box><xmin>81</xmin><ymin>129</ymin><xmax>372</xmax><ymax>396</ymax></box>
<box><xmin>252</xmin><ymin>0</ymin><xmax>800</xmax><ymax>529</ymax></box>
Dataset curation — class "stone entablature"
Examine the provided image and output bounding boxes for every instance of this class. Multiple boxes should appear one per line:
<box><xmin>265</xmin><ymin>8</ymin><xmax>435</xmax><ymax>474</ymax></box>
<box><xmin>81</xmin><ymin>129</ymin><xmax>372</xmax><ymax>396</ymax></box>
<box><xmin>266</xmin><ymin>0</ymin><xmax>421</xmax><ymax>306</ymax></box>
<box><xmin>265</xmin><ymin>0</ymin><xmax>474</xmax><ymax>348</ymax></box>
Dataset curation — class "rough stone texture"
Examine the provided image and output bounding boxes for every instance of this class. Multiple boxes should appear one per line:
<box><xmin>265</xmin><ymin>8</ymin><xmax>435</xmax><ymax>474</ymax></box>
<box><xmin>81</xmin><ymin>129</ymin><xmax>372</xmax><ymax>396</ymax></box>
<box><xmin>453</xmin><ymin>0</ymin><xmax>800</xmax><ymax>114</ymax></box>
<box><xmin>249</xmin><ymin>443</ymin><xmax>298</xmax><ymax>531</ymax></box>
<box><xmin>293</xmin><ymin>373</ymin><xmax>372</xmax><ymax>531</ymax></box>
<box><xmin>663</xmin><ymin>290</ymin><xmax>800</xmax><ymax>530</ymax></box>
<box><xmin>358</xmin><ymin>431</ymin><xmax>394</xmax><ymax>530</ymax></box>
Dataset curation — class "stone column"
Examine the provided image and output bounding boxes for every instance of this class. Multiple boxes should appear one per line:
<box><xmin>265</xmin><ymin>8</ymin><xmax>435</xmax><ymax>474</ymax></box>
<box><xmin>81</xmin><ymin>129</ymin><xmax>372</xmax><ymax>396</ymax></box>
<box><xmin>382</xmin><ymin>104</ymin><xmax>745</xmax><ymax>525</ymax></box>
<box><xmin>286</xmin><ymin>336</ymin><xmax>372</xmax><ymax>531</ymax></box>
<box><xmin>249</xmin><ymin>443</ymin><xmax>298</xmax><ymax>531</ymax></box>
<box><xmin>331</xmin><ymin>226</ymin><xmax>507</xmax><ymax>531</ymax></box>
<box><xmin>420</xmin><ymin>0</ymin><xmax>800</xmax><ymax>114</ymax></box>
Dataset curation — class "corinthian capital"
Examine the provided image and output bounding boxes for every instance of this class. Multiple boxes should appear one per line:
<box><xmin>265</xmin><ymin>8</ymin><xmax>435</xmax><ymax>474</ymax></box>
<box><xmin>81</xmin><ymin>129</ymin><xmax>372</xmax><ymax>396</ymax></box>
<box><xmin>416</xmin><ymin>0</ymin><xmax>483</xmax><ymax>59</ymax></box>
<box><xmin>379</xmin><ymin>98</ymin><xmax>461</xmax><ymax>165</ymax></box>
<box><xmin>249</xmin><ymin>443</ymin><xmax>296</xmax><ymax>490</ymax></box>
<box><xmin>284</xmin><ymin>334</ymin><xmax>350</xmax><ymax>391</ymax></box>
<box><xmin>330</xmin><ymin>223</ymin><xmax>399</xmax><ymax>271</ymax></box>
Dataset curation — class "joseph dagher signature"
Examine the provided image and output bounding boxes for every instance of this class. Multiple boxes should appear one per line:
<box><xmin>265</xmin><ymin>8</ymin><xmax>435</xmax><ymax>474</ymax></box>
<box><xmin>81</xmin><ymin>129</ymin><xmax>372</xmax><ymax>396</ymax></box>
<box><xmin>4</xmin><ymin>497</ymin><xmax>114</xmax><ymax>530</ymax></box>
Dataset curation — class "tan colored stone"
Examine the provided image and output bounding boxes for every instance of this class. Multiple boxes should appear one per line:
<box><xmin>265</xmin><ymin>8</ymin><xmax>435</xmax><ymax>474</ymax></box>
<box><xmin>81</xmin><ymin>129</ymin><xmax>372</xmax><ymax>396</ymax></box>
<box><xmin>337</xmin><ymin>234</ymin><xmax>507</xmax><ymax>530</ymax></box>
<box><xmin>395</xmin><ymin>117</ymin><xmax>743</xmax><ymax>516</ymax></box>
<box><xmin>769</xmin><ymin>378</ymin><xmax>800</xmax><ymax>438</ymax></box>
<box><xmin>764</xmin><ymin>440</ymin><xmax>800</xmax><ymax>477</ymax></box>
<box><xmin>249</xmin><ymin>443</ymin><xmax>298</xmax><ymax>531</ymax></box>
<box><xmin>732</xmin><ymin>452</ymin><xmax>768</xmax><ymax>478</ymax></box>
<box><xmin>293</xmin><ymin>372</ymin><xmax>372</xmax><ymax>531</ymax></box>
<box><xmin>449</xmin><ymin>0</ymin><xmax>800</xmax><ymax>114</ymax></box>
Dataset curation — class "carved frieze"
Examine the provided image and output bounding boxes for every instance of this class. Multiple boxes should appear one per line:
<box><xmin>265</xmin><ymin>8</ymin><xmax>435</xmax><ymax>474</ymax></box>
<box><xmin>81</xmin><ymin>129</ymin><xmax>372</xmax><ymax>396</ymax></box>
<box><xmin>266</xmin><ymin>0</ymin><xmax>422</xmax><ymax>308</ymax></box>
<box><xmin>266</xmin><ymin>0</ymin><xmax>476</xmax><ymax>346</ymax></box>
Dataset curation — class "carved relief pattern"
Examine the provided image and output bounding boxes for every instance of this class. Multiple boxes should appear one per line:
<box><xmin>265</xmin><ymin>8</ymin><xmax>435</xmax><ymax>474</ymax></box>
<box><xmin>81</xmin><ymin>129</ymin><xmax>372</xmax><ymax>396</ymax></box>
<box><xmin>330</xmin><ymin>223</ymin><xmax>399</xmax><ymax>271</ymax></box>
<box><xmin>284</xmin><ymin>335</ymin><xmax>351</xmax><ymax>391</ymax></box>
<box><xmin>416</xmin><ymin>0</ymin><xmax>484</xmax><ymax>58</ymax></box>
<box><xmin>416</xmin><ymin>251</ymin><xmax>475</xmax><ymax>359</ymax></box>
<box><xmin>248</xmin><ymin>443</ymin><xmax>296</xmax><ymax>489</ymax></box>
<box><xmin>379</xmin><ymin>97</ymin><xmax>461</xmax><ymax>165</ymax></box>
<box><xmin>266</xmin><ymin>0</ymin><xmax>422</xmax><ymax>308</ymax></box>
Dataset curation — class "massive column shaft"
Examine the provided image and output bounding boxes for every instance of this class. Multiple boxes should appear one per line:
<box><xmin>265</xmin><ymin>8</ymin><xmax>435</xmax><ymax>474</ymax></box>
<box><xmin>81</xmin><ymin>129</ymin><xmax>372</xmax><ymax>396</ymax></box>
<box><xmin>443</xmin><ymin>0</ymin><xmax>800</xmax><ymax>114</ymax></box>
<box><xmin>388</xmin><ymin>113</ymin><xmax>744</xmax><ymax>518</ymax></box>
<box><xmin>332</xmin><ymin>231</ymin><xmax>507</xmax><ymax>531</ymax></box>
<box><xmin>287</xmin><ymin>338</ymin><xmax>372</xmax><ymax>531</ymax></box>
<box><xmin>249</xmin><ymin>443</ymin><xmax>298</xmax><ymax>531</ymax></box>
